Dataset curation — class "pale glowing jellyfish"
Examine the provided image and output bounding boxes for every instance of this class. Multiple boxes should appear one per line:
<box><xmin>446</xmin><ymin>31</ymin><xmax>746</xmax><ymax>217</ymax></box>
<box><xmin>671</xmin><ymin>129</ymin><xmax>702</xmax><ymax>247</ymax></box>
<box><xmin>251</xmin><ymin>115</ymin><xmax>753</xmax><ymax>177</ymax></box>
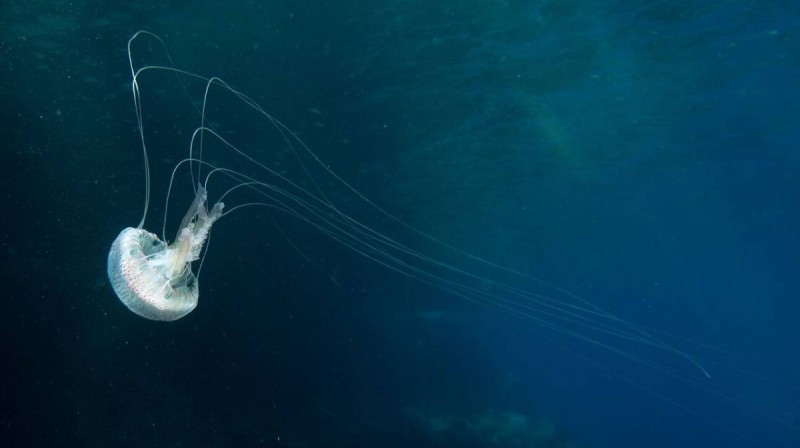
<box><xmin>107</xmin><ymin>31</ymin><xmax>708</xmax><ymax>377</ymax></box>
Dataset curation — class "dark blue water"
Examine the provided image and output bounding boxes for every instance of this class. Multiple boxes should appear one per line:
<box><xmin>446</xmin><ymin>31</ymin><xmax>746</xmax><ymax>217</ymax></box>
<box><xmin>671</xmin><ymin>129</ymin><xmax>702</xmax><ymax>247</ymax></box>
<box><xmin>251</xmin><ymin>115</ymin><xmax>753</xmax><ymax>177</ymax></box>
<box><xmin>2</xmin><ymin>1</ymin><xmax>798</xmax><ymax>447</ymax></box>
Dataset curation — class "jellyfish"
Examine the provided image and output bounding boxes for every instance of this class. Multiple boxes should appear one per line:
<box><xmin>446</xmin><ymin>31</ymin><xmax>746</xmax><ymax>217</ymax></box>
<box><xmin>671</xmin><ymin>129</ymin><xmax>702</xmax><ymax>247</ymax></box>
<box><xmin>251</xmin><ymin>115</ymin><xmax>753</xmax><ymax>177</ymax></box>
<box><xmin>107</xmin><ymin>31</ymin><xmax>710</xmax><ymax>377</ymax></box>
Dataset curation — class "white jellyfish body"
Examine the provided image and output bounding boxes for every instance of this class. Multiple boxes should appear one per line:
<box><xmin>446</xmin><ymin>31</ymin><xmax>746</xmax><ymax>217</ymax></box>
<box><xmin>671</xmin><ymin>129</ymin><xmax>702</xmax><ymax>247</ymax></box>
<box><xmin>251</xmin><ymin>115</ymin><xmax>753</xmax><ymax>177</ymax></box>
<box><xmin>107</xmin><ymin>186</ymin><xmax>223</xmax><ymax>321</ymax></box>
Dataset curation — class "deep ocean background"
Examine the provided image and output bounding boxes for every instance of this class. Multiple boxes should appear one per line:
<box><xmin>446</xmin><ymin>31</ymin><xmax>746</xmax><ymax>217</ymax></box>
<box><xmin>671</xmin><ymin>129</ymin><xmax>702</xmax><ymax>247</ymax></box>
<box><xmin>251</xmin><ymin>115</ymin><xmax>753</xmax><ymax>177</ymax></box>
<box><xmin>1</xmin><ymin>1</ymin><xmax>799</xmax><ymax>447</ymax></box>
